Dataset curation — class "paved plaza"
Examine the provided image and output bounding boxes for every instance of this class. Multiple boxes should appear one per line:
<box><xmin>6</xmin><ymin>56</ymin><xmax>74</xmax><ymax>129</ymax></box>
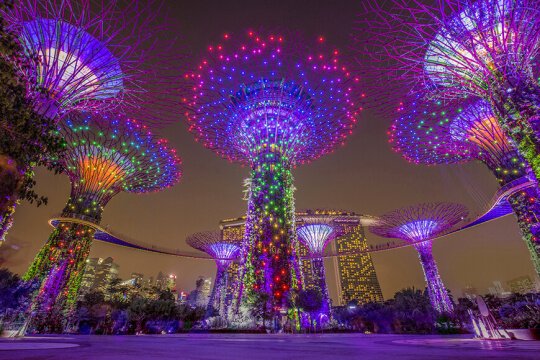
<box><xmin>1</xmin><ymin>333</ymin><xmax>540</xmax><ymax>360</ymax></box>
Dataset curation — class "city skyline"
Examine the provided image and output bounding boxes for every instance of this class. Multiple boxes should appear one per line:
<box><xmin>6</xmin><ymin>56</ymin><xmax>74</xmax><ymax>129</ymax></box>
<box><xmin>3</xmin><ymin>0</ymin><xmax>539</xmax><ymax>303</ymax></box>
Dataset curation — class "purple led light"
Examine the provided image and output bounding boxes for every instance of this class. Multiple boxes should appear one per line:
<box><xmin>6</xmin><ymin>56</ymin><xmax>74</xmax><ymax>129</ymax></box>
<box><xmin>2</xmin><ymin>0</ymin><xmax>186</xmax><ymax>124</ymax></box>
<box><xmin>187</xmin><ymin>31</ymin><xmax>362</xmax><ymax>165</ymax></box>
<box><xmin>187</xmin><ymin>231</ymin><xmax>242</xmax><ymax>318</ymax></box>
<box><xmin>370</xmin><ymin>203</ymin><xmax>468</xmax><ymax>313</ymax></box>
<box><xmin>187</xmin><ymin>31</ymin><xmax>363</xmax><ymax>311</ymax></box>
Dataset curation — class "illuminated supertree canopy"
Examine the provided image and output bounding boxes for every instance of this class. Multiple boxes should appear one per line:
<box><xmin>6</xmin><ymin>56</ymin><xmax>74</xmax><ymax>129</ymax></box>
<box><xmin>187</xmin><ymin>231</ymin><xmax>241</xmax><ymax>319</ymax></box>
<box><xmin>2</xmin><ymin>0</ymin><xmax>184</xmax><ymax>123</ymax></box>
<box><xmin>390</xmin><ymin>99</ymin><xmax>525</xmax><ymax>180</ymax></box>
<box><xmin>59</xmin><ymin>113</ymin><xmax>181</xmax><ymax>222</ymax></box>
<box><xmin>0</xmin><ymin>0</ymin><xmax>185</xmax><ymax>249</ymax></box>
<box><xmin>187</xmin><ymin>31</ymin><xmax>362</xmax><ymax>311</ymax></box>
<box><xmin>297</xmin><ymin>215</ymin><xmax>339</xmax><ymax>315</ymax></box>
<box><xmin>370</xmin><ymin>203</ymin><xmax>468</xmax><ymax>313</ymax></box>
<box><xmin>356</xmin><ymin>0</ymin><xmax>540</xmax><ymax>182</ymax></box>
<box><xmin>24</xmin><ymin>112</ymin><xmax>181</xmax><ymax>329</ymax></box>
<box><xmin>390</xmin><ymin>99</ymin><xmax>540</xmax><ymax>275</ymax></box>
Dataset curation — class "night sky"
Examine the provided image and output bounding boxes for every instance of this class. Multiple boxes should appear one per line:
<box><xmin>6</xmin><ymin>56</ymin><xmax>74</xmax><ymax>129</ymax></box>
<box><xmin>4</xmin><ymin>0</ymin><xmax>538</xmax><ymax>302</ymax></box>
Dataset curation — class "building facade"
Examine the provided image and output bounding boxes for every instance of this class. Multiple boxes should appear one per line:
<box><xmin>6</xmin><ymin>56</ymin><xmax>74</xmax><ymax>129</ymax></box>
<box><xmin>187</xmin><ymin>277</ymin><xmax>212</xmax><ymax>307</ymax></box>
<box><xmin>330</xmin><ymin>215</ymin><xmax>383</xmax><ymax>306</ymax></box>
<box><xmin>221</xmin><ymin>218</ymin><xmax>245</xmax><ymax>311</ymax></box>
<box><xmin>79</xmin><ymin>257</ymin><xmax>119</xmax><ymax>296</ymax></box>
<box><xmin>507</xmin><ymin>276</ymin><xmax>536</xmax><ymax>294</ymax></box>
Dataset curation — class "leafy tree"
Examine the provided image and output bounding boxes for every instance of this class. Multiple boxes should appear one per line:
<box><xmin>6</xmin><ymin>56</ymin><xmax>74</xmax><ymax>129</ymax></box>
<box><xmin>0</xmin><ymin>268</ymin><xmax>35</xmax><ymax>315</ymax></box>
<box><xmin>75</xmin><ymin>291</ymin><xmax>110</xmax><ymax>334</ymax></box>
<box><xmin>249</xmin><ymin>292</ymin><xmax>274</xmax><ymax>331</ymax></box>
<box><xmin>392</xmin><ymin>287</ymin><xmax>435</xmax><ymax>334</ymax></box>
<box><xmin>0</xmin><ymin>0</ymin><xmax>64</xmax><ymax>238</ymax></box>
<box><xmin>127</xmin><ymin>297</ymin><xmax>148</xmax><ymax>333</ymax></box>
<box><xmin>177</xmin><ymin>304</ymin><xmax>205</xmax><ymax>330</ymax></box>
<box><xmin>297</xmin><ymin>289</ymin><xmax>323</xmax><ymax>331</ymax></box>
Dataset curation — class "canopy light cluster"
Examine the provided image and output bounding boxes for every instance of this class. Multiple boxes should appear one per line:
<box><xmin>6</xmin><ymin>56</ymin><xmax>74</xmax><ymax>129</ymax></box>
<box><xmin>297</xmin><ymin>215</ymin><xmax>337</xmax><ymax>256</ymax></box>
<box><xmin>370</xmin><ymin>202</ymin><xmax>468</xmax><ymax>243</ymax></box>
<box><xmin>370</xmin><ymin>203</ymin><xmax>467</xmax><ymax>313</ymax></box>
<box><xmin>186</xmin><ymin>231</ymin><xmax>241</xmax><ymax>269</ymax></box>
<box><xmin>2</xmin><ymin>0</ymin><xmax>184</xmax><ymax>124</ymax></box>
<box><xmin>60</xmin><ymin>112</ymin><xmax>181</xmax><ymax>210</ymax></box>
<box><xmin>186</xmin><ymin>31</ymin><xmax>363</xmax><ymax>165</ymax></box>
<box><xmin>389</xmin><ymin>98</ymin><xmax>525</xmax><ymax>179</ymax></box>
<box><xmin>356</xmin><ymin>0</ymin><xmax>540</xmax><ymax>184</ymax></box>
<box><xmin>187</xmin><ymin>230</ymin><xmax>242</xmax><ymax>319</ymax></box>
<box><xmin>356</xmin><ymin>0</ymin><xmax>540</xmax><ymax>107</ymax></box>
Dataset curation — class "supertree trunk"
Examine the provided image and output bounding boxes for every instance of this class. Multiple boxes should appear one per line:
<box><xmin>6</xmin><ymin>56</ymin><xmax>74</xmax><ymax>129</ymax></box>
<box><xmin>243</xmin><ymin>151</ymin><xmax>301</xmax><ymax>310</ymax></box>
<box><xmin>488</xmin><ymin>160</ymin><xmax>540</xmax><ymax>276</ymax></box>
<box><xmin>413</xmin><ymin>241</ymin><xmax>453</xmax><ymax>313</ymax></box>
<box><xmin>0</xmin><ymin>154</ymin><xmax>24</xmax><ymax>242</ymax></box>
<box><xmin>206</xmin><ymin>268</ymin><xmax>227</xmax><ymax>318</ymax></box>
<box><xmin>311</xmin><ymin>257</ymin><xmax>330</xmax><ymax>314</ymax></box>
<box><xmin>491</xmin><ymin>79</ymin><xmax>540</xmax><ymax>182</ymax></box>
<box><xmin>233</xmin><ymin>186</ymin><xmax>256</xmax><ymax>313</ymax></box>
<box><xmin>24</xmin><ymin>193</ymin><xmax>103</xmax><ymax>331</ymax></box>
<box><xmin>507</xmin><ymin>189</ymin><xmax>540</xmax><ymax>276</ymax></box>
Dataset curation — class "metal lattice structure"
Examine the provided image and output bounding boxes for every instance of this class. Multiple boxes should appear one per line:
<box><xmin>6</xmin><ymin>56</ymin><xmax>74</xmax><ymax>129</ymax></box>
<box><xmin>0</xmin><ymin>0</ymin><xmax>185</xmax><ymax>248</ymax></box>
<box><xmin>390</xmin><ymin>98</ymin><xmax>540</xmax><ymax>274</ymax></box>
<box><xmin>24</xmin><ymin>112</ymin><xmax>181</xmax><ymax>327</ymax></box>
<box><xmin>355</xmin><ymin>0</ymin><xmax>540</xmax><ymax>184</ymax></box>
<box><xmin>186</xmin><ymin>231</ymin><xmax>241</xmax><ymax>319</ymax></box>
<box><xmin>187</xmin><ymin>31</ymin><xmax>361</xmax><ymax>166</ymax></box>
<box><xmin>2</xmin><ymin>0</ymin><xmax>185</xmax><ymax>124</ymax></box>
<box><xmin>390</xmin><ymin>99</ymin><xmax>525</xmax><ymax>179</ymax></box>
<box><xmin>59</xmin><ymin>112</ymin><xmax>181</xmax><ymax>222</ymax></box>
<box><xmin>186</xmin><ymin>31</ymin><xmax>363</xmax><ymax>311</ymax></box>
<box><xmin>370</xmin><ymin>203</ymin><xmax>468</xmax><ymax>313</ymax></box>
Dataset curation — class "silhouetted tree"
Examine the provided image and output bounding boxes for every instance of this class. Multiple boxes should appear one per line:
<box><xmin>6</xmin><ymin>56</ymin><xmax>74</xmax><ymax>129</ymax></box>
<box><xmin>297</xmin><ymin>289</ymin><xmax>323</xmax><ymax>331</ymax></box>
<box><xmin>0</xmin><ymin>0</ymin><xmax>64</xmax><ymax>231</ymax></box>
<box><xmin>250</xmin><ymin>292</ymin><xmax>274</xmax><ymax>331</ymax></box>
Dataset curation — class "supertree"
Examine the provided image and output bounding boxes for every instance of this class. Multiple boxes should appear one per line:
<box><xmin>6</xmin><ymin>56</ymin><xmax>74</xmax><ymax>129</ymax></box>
<box><xmin>296</xmin><ymin>215</ymin><xmax>338</xmax><ymax>314</ymax></box>
<box><xmin>186</xmin><ymin>31</ymin><xmax>362</xmax><ymax>311</ymax></box>
<box><xmin>24</xmin><ymin>112</ymin><xmax>181</xmax><ymax>329</ymax></box>
<box><xmin>370</xmin><ymin>203</ymin><xmax>469</xmax><ymax>313</ymax></box>
<box><xmin>186</xmin><ymin>231</ymin><xmax>242</xmax><ymax>319</ymax></box>
<box><xmin>0</xmin><ymin>0</ymin><xmax>183</xmax><ymax>242</ymax></box>
<box><xmin>355</xmin><ymin>0</ymin><xmax>540</xmax><ymax>181</ymax></box>
<box><xmin>390</xmin><ymin>98</ymin><xmax>540</xmax><ymax>275</ymax></box>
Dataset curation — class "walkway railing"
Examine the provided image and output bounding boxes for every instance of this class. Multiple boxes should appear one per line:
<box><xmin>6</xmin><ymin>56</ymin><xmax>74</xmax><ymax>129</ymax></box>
<box><xmin>49</xmin><ymin>176</ymin><xmax>537</xmax><ymax>259</ymax></box>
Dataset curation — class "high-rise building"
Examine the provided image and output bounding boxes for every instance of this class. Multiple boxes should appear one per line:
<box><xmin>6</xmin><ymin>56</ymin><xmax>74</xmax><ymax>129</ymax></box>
<box><xmin>297</xmin><ymin>242</ymin><xmax>316</xmax><ymax>290</ymax></box>
<box><xmin>221</xmin><ymin>217</ymin><xmax>245</xmax><ymax>310</ymax></box>
<box><xmin>155</xmin><ymin>271</ymin><xmax>167</xmax><ymax>290</ymax></box>
<box><xmin>507</xmin><ymin>276</ymin><xmax>535</xmax><ymax>294</ymax></box>
<box><xmin>186</xmin><ymin>277</ymin><xmax>212</xmax><ymax>308</ymax></box>
<box><xmin>462</xmin><ymin>285</ymin><xmax>478</xmax><ymax>300</ymax></box>
<box><xmin>130</xmin><ymin>272</ymin><xmax>144</xmax><ymax>286</ymax></box>
<box><xmin>79</xmin><ymin>257</ymin><xmax>119</xmax><ymax>295</ymax></box>
<box><xmin>488</xmin><ymin>280</ymin><xmax>511</xmax><ymax>298</ymax></box>
<box><xmin>166</xmin><ymin>274</ymin><xmax>178</xmax><ymax>300</ymax></box>
<box><xmin>219</xmin><ymin>210</ymin><xmax>384</xmax><ymax>307</ymax></box>
<box><xmin>330</xmin><ymin>216</ymin><xmax>383</xmax><ymax>306</ymax></box>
